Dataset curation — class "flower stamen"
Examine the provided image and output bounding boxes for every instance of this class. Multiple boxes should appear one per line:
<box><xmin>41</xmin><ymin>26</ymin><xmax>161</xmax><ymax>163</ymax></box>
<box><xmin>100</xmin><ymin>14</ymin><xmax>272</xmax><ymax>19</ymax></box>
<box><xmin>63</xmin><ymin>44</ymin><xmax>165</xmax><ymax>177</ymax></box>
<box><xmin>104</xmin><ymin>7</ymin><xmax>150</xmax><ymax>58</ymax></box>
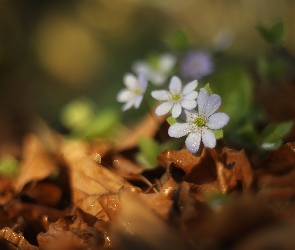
<box><xmin>194</xmin><ymin>116</ymin><xmax>206</xmax><ymax>127</ymax></box>
<box><xmin>171</xmin><ymin>93</ymin><xmax>182</xmax><ymax>102</ymax></box>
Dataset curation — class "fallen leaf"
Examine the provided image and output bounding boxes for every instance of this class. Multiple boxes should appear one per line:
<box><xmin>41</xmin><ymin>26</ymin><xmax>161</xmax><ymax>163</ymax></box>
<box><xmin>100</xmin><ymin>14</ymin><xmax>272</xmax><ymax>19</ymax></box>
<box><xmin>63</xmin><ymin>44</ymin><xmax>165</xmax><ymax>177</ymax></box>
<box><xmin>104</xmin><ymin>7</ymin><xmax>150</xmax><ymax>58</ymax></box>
<box><xmin>158</xmin><ymin>147</ymin><xmax>253</xmax><ymax>201</ymax></box>
<box><xmin>62</xmin><ymin>142</ymin><xmax>137</xmax><ymax>220</ymax></box>
<box><xmin>37</xmin><ymin>207</ymin><xmax>104</xmax><ymax>250</ymax></box>
<box><xmin>15</xmin><ymin>134</ymin><xmax>59</xmax><ymax>192</ymax></box>
<box><xmin>255</xmin><ymin>142</ymin><xmax>295</xmax><ymax>217</ymax></box>
<box><xmin>0</xmin><ymin>227</ymin><xmax>38</xmax><ymax>250</ymax></box>
<box><xmin>115</xmin><ymin>111</ymin><xmax>166</xmax><ymax>151</ymax></box>
<box><xmin>110</xmin><ymin>191</ymin><xmax>188</xmax><ymax>250</ymax></box>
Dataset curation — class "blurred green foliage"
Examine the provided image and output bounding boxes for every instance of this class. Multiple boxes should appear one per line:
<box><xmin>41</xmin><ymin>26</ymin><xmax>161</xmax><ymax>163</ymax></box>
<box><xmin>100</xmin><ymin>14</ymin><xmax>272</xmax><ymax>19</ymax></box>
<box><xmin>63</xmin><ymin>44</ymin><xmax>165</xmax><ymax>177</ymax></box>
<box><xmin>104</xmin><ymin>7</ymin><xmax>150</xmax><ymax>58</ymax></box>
<box><xmin>0</xmin><ymin>155</ymin><xmax>19</xmax><ymax>177</ymax></box>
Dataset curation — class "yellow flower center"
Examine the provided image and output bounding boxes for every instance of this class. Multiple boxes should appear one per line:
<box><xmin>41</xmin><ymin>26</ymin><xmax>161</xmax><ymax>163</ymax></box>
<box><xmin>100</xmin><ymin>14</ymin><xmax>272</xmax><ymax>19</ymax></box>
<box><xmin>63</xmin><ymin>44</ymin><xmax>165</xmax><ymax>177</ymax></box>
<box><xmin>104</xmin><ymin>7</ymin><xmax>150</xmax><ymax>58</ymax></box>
<box><xmin>171</xmin><ymin>93</ymin><xmax>182</xmax><ymax>102</ymax></box>
<box><xmin>134</xmin><ymin>88</ymin><xmax>141</xmax><ymax>95</ymax></box>
<box><xmin>194</xmin><ymin>116</ymin><xmax>206</xmax><ymax>127</ymax></box>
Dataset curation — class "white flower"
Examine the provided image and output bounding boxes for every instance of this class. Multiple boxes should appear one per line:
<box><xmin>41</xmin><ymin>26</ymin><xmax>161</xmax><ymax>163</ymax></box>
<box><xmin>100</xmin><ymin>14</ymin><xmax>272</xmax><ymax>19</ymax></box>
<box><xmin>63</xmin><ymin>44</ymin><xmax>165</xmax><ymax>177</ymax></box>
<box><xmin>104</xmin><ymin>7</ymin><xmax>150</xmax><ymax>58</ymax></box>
<box><xmin>132</xmin><ymin>53</ymin><xmax>176</xmax><ymax>86</ymax></box>
<box><xmin>116</xmin><ymin>72</ymin><xmax>147</xmax><ymax>111</ymax></box>
<box><xmin>168</xmin><ymin>88</ymin><xmax>230</xmax><ymax>154</ymax></box>
<box><xmin>151</xmin><ymin>76</ymin><xmax>198</xmax><ymax>118</ymax></box>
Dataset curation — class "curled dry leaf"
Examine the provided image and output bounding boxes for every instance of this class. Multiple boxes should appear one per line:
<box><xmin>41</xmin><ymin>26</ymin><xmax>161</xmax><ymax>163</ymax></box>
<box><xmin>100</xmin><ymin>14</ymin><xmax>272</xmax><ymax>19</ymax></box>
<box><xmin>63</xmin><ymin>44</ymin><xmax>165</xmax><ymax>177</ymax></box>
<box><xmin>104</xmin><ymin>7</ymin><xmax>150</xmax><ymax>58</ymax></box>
<box><xmin>158</xmin><ymin>147</ymin><xmax>253</xmax><ymax>201</ymax></box>
<box><xmin>37</xmin><ymin>208</ymin><xmax>104</xmax><ymax>250</ymax></box>
<box><xmin>63</xmin><ymin>143</ymin><xmax>137</xmax><ymax>221</ymax></box>
<box><xmin>114</xmin><ymin>110</ymin><xmax>166</xmax><ymax>151</ymax></box>
<box><xmin>188</xmin><ymin>195</ymin><xmax>278</xmax><ymax>249</ymax></box>
<box><xmin>0</xmin><ymin>177</ymin><xmax>15</xmax><ymax>205</ymax></box>
<box><xmin>110</xmin><ymin>191</ymin><xmax>188</xmax><ymax>250</ymax></box>
<box><xmin>15</xmin><ymin>134</ymin><xmax>59</xmax><ymax>192</ymax></box>
<box><xmin>255</xmin><ymin>142</ymin><xmax>295</xmax><ymax>217</ymax></box>
<box><xmin>234</xmin><ymin>222</ymin><xmax>295</xmax><ymax>250</ymax></box>
<box><xmin>138</xmin><ymin>177</ymin><xmax>177</xmax><ymax>219</ymax></box>
<box><xmin>19</xmin><ymin>181</ymin><xmax>62</xmax><ymax>208</ymax></box>
<box><xmin>0</xmin><ymin>227</ymin><xmax>38</xmax><ymax>250</ymax></box>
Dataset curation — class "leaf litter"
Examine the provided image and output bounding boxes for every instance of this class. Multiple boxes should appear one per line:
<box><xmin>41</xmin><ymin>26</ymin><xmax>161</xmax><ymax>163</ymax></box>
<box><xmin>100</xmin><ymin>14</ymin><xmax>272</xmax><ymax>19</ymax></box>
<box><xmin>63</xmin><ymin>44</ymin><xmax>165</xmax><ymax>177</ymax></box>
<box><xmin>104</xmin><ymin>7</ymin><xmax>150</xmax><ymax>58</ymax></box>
<box><xmin>0</xmin><ymin>112</ymin><xmax>295</xmax><ymax>249</ymax></box>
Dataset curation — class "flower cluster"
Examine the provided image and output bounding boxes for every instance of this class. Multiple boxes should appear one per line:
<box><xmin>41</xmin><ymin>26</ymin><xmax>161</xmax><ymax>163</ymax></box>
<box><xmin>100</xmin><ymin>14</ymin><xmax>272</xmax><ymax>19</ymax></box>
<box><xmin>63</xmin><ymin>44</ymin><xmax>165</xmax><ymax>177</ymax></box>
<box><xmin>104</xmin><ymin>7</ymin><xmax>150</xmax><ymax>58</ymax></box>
<box><xmin>168</xmin><ymin>88</ymin><xmax>229</xmax><ymax>153</ymax></box>
<box><xmin>116</xmin><ymin>52</ymin><xmax>229</xmax><ymax>154</ymax></box>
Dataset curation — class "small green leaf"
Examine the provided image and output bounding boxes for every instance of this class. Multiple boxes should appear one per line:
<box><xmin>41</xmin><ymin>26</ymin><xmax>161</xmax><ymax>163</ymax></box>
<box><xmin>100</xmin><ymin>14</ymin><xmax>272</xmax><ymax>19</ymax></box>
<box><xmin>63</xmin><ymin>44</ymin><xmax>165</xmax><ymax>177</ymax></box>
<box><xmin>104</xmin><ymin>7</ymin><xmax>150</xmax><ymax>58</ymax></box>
<box><xmin>165</xmin><ymin>29</ymin><xmax>190</xmax><ymax>52</ymax></box>
<box><xmin>60</xmin><ymin>98</ymin><xmax>95</xmax><ymax>133</ymax></box>
<box><xmin>213</xmin><ymin>129</ymin><xmax>223</xmax><ymax>139</ymax></box>
<box><xmin>229</xmin><ymin>122</ymin><xmax>260</xmax><ymax>149</ymax></box>
<box><xmin>257</xmin><ymin>20</ymin><xmax>284</xmax><ymax>46</ymax></box>
<box><xmin>137</xmin><ymin>137</ymin><xmax>162</xmax><ymax>169</ymax></box>
<box><xmin>83</xmin><ymin>108</ymin><xmax>120</xmax><ymax>139</ymax></box>
<box><xmin>0</xmin><ymin>155</ymin><xmax>19</xmax><ymax>177</ymax></box>
<box><xmin>259</xmin><ymin>121</ymin><xmax>293</xmax><ymax>150</ymax></box>
<box><xmin>167</xmin><ymin>116</ymin><xmax>177</xmax><ymax>125</ymax></box>
<box><xmin>203</xmin><ymin>192</ymin><xmax>231</xmax><ymax>211</ymax></box>
<box><xmin>166</xmin><ymin>116</ymin><xmax>183</xmax><ymax>125</ymax></box>
<box><xmin>203</xmin><ymin>83</ymin><xmax>213</xmax><ymax>95</ymax></box>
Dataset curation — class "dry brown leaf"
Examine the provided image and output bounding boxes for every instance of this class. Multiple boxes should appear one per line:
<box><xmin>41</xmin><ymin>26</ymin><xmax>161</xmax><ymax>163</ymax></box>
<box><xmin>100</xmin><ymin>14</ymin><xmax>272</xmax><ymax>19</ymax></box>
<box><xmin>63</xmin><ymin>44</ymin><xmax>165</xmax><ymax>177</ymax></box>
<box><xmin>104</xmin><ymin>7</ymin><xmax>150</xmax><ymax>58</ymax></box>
<box><xmin>187</xmin><ymin>195</ymin><xmax>278</xmax><ymax>248</ymax></box>
<box><xmin>15</xmin><ymin>134</ymin><xmax>59</xmax><ymax>192</ymax></box>
<box><xmin>110</xmin><ymin>191</ymin><xmax>188</xmax><ymax>250</ymax></box>
<box><xmin>37</xmin><ymin>208</ymin><xmax>104</xmax><ymax>250</ymax></box>
<box><xmin>255</xmin><ymin>142</ymin><xmax>295</xmax><ymax>217</ymax></box>
<box><xmin>233</xmin><ymin>222</ymin><xmax>295</xmax><ymax>250</ymax></box>
<box><xmin>0</xmin><ymin>177</ymin><xmax>15</xmax><ymax>205</ymax></box>
<box><xmin>63</xmin><ymin>146</ymin><xmax>137</xmax><ymax>220</ymax></box>
<box><xmin>112</xmin><ymin>154</ymin><xmax>143</xmax><ymax>176</ymax></box>
<box><xmin>114</xmin><ymin>111</ymin><xmax>166</xmax><ymax>151</ymax></box>
<box><xmin>158</xmin><ymin>147</ymin><xmax>253</xmax><ymax>201</ymax></box>
<box><xmin>19</xmin><ymin>181</ymin><xmax>62</xmax><ymax>208</ymax></box>
<box><xmin>138</xmin><ymin>177</ymin><xmax>177</xmax><ymax>219</ymax></box>
<box><xmin>0</xmin><ymin>227</ymin><xmax>38</xmax><ymax>250</ymax></box>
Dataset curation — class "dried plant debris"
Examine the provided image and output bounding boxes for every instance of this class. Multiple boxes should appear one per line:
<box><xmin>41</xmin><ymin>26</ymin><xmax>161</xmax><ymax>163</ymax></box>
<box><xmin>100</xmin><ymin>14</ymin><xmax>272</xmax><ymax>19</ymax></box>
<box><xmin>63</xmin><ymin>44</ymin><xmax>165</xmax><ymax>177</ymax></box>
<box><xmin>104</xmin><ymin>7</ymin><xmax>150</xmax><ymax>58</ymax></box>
<box><xmin>1</xmin><ymin>128</ymin><xmax>295</xmax><ymax>249</ymax></box>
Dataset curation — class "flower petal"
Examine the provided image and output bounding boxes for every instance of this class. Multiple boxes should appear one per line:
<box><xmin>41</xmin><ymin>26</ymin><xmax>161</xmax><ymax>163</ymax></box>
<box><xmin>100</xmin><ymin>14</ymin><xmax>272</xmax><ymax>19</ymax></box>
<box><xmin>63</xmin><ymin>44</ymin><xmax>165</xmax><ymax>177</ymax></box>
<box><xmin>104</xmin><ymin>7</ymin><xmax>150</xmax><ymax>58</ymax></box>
<box><xmin>182</xmin><ymin>80</ymin><xmax>198</xmax><ymax>95</ymax></box>
<box><xmin>151</xmin><ymin>73</ymin><xmax>166</xmax><ymax>86</ymax></box>
<box><xmin>151</xmin><ymin>90</ymin><xmax>171</xmax><ymax>101</ymax></box>
<box><xmin>183</xmin><ymin>109</ymin><xmax>197</xmax><ymax>122</ymax></box>
<box><xmin>117</xmin><ymin>89</ymin><xmax>134</xmax><ymax>102</ymax></box>
<box><xmin>185</xmin><ymin>131</ymin><xmax>202</xmax><ymax>154</ymax></box>
<box><xmin>207</xmin><ymin>112</ymin><xmax>230</xmax><ymax>130</ymax></box>
<box><xmin>138</xmin><ymin>71</ymin><xmax>148</xmax><ymax>92</ymax></box>
<box><xmin>172</xmin><ymin>103</ymin><xmax>182</xmax><ymax>118</ymax></box>
<box><xmin>132</xmin><ymin>61</ymin><xmax>149</xmax><ymax>75</ymax></box>
<box><xmin>159</xmin><ymin>53</ymin><xmax>176</xmax><ymax>72</ymax></box>
<box><xmin>197</xmin><ymin>88</ymin><xmax>210</xmax><ymax>116</ymax></box>
<box><xmin>123</xmin><ymin>73</ymin><xmax>138</xmax><ymax>90</ymax></box>
<box><xmin>202</xmin><ymin>128</ymin><xmax>216</xmax><ymax>148</ymax></box>
<box><xmin>183</xmin><ymin>91</ymin><xmax>198</xmax><ymax>100</ymax></box>
<box><xmin>134</xmin><ymin>95</ymin><xmax>143</xmax><ymax>109</ymax></box>
<box><xmin>169</xmin><ymin>76</ymin><xmax>182</xmax><ymax>94</ymax></box>
<box><xmin>155</xmin><ymin>102</ymin><xmax>173</xmax><ymax>116</ymax></box>
<box><xmin>122</xmin><ymin>99</ymin><xmax>135</xmax><ymax>111</ymax></box>
<box><xmin>168</xmin><ymin>123</ymin><xmax>191</xmax><ymax>138</ymax></box>
<box><xmin>181</xmin><ymin>99</ymin><xmax>197</xmax><ymax>110</ymax></box>
<box><xmin>203</xmin><ymin>94</ymin><xmax>221</xmax><ymax>117</ymax></box>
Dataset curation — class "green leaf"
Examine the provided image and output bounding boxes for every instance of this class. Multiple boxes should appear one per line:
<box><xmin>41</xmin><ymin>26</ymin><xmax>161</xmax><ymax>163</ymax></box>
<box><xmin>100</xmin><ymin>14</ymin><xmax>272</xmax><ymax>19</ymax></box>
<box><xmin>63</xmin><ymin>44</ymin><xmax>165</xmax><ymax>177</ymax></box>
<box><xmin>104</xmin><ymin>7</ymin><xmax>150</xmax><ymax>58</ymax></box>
<box><xmin>60</xmin><ymin>98</ymin><xmax>95</xmax><ymax>133</ymax></box>
<box><xmin>166</xmin><ymin>116</ymin><xmax>183</xmax><ymax>125</ymax></box>
<box><xmin>166</xmin><ymin>116</ymin><xmax>177</xmax><ymax>125</ymax></box>
<box><xmin>203</xmin><ymin>192</ymin><xmax>231</xmax><ymax>211</ymax></box>
<box><xmin>256</xmin><ymin>56</ymin><xmax>288</xmax><ymax>83</ymax></box>
<box><xmin>259</xmin><ymin>121</ymin><xmax>293</xmax><ymax>150</ymax></box>
<box><xmin>137</xmin><ymin>137</ymin><xmax>163</xmax><ymax>169</ymax></box>
<box><xmin>0</xmin><ymin>155</ymin><xmax>19</xmax><ymax>177</ymax></box>
<box><xmin>213</xmin><ymin>129</ymin><xmax>223</xmax><ymax>140</ymax></box>
<box><xmin>165</xmin><ymin>29</ymin><xmax>190</xmax><ymax>52</ymax></box>
<box><xmin>229</xmin><ymin>122</ymin><xmax>260</xmax><ymax>149</ymax></box>
<box><xmin>203</xmin><ymin>83</ymin><xmax>213</xmax><ymax>95</ymax></box>
<box><xmin>211</xmin><ymin>66</ymin><xmax>253</xmax><ymax>131</ymax></box>
<box><xmin>257</xmin><ymin>20</ymin><xmax>284</xmax><ymax>46</ymax></box>
<box><xmin>83</xmin><ymin>108</ymin><xmax>120</xmax><ymax>139</ymax></box>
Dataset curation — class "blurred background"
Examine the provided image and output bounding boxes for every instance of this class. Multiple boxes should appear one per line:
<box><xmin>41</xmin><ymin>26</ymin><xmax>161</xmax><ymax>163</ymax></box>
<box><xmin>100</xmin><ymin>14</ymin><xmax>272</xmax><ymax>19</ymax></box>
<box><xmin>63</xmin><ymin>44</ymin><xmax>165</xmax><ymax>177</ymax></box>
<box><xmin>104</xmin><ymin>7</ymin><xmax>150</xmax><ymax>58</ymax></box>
<box><xmin>1</xmin><ymin>0</ymin><xmax>295</xmax><ymax>156</ymax></box>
